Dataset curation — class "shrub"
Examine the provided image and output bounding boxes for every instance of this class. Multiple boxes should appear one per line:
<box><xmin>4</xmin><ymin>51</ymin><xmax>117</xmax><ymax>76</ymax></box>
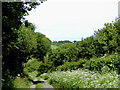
<box><xmin>56</xmin><ymin>53</ymin><xmax>119</xmax><ymax>73</ymax></box>
<box><xmin>83</xmin><ymin>53</ymin><xmax>119</xmax><ymax>72</ymax></box>
<box><xmin>56</xmin><ymin>59</ymin><xmax>87</xmax><ymax>71</ymax></box>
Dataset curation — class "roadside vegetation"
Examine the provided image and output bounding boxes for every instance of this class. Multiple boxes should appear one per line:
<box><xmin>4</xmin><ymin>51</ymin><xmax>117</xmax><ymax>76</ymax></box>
<box><xmin>41</xmin><ymin>69</ymin><xmax>118</xmax><ymax>88</ymax></box>
<box><xmin>2</xmin><ymin>1</ymin><xmax>120</xmax><ymax>89</ymax></box>
<box><xmin>13</xmin><ymin>76</ymin><xmax>32</xmax><ymax>88</ymax></box>
<box><xmin>56</xmin><ymin>53</ymin><xmax>119</xmax><ymax>72</ymax></box>
<box><xmin>35</xmin><ymin>83</ymin><xmax>44</xmax><ymax>89</ymax></box>
<box><xmin>40</xmin><ymin>53</ymin><xmax>119</xmax><ymax>88</ymax></box>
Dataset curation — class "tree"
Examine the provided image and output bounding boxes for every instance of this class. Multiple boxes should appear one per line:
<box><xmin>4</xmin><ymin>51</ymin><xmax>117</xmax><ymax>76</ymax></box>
<box><xmin>17</xmin><ymin>24</ymin><xmax>37</xmax><ymax>60</ymax></box>
<box><xmin>48</xmin><ymin>43</ymin><xmax>79</xmax><ymax>67</ymax></box>
<box><xmin>94</xmin><ymin>21</ymin><xmax>120</xmax><ymax>54</ymax></box>
<box><xmin>33</xmin><ymin>32</ymin><xmax>51</xmax><ymax>61</ymax></box>
<box><xmin>76</xmin><ymin>37</ymin><xmax>92</xmax><ymax>59</ymax></box>
<box><xmin>2</xmin><ymin>2</ymin><xmax>40</xmax><ymax>88</ymax></box>
<box><xmin>113</xmin><ymin>19</ymin><xmax>120</xmax><ymax>53</ymax></box>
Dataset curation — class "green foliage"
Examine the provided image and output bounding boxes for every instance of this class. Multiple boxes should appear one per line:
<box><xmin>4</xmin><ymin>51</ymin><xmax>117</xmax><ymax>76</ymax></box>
<box><xmin>94</xmin><ymin>20</ymin><xmax>120</xmax><ymax>54</ymax></box>
<box><xmin>51</xmin><ymin>45</ymin><xmax>58</xmax><ymax>50</ymax></box>
<box><xmin>47</xmin><ymin>19</ymin><xmax>120</xmax><ymax>74</ymax></box>
<box><xmin>2</xmin><ymin>1</ymin><xmax>120</xmax><ymax>88</ymax></box>
<box><xmin>2</xmin><ymin>2</ymin><xmax>40</xmax><ymax>88</ymax></box>
<box><xmin>56</xmin><ymin>59</ymin><xmax>87</xmax><ymax>71</ymax></box>
<box><xmin>28</xmin><ymin>71</ymin><xmax>38</xmax><ymax>81</ymax></box>
<box><xmin>58</xmin><ymin>43</ymin><xmax>79</xmax><ymax>62</ymax></box>
<box><xmin>82</xmin><ymin>53</ymin><xmax>120</xmax><ymax>72</ymax></box>
<box><xmin>57</xmin><ymin>40</ymin><xmax>72</xmax><ymax>43</ymax></box>
<box><xmin>23</xmin><ymin>58</ymin><xmax>53</xmax><ymax>79</ymax></box>
<box><xmin>48</xmin><ymin>43</ymin><xmax>79</xmax><ymax>67</ymax></box>
<box><xmin>40</xmin><ymin>73</ymin><xmax>49</xmax><ymax>80</ymax></box>
<box><xmin>24</xmin><ymin>58</ymin><xmax>41</xmax><ymax>72</ymax></box>
<box><xmin>35</xmin><ymin>83</ymin><xmax>44</xmax><ymax>89</ymax></box>
<box><xmin>13</xmin><ymin>76</ymin><xmax>32</xmax><ymax>88</ymax></box>
<box><xmin>37</xmin><ymin>61</ymin><xmax>54</xmax><ymax>75</ymax></box>
<box><xmin>55</xmin><ymin>53</ymin><xmax>119</xmax><ymax>74</ymax></box>
<box><xmin>23</xmin><ymin>58</ymin><xmax>42</xmax><ymax>80</ymax></box>
<box><xmin>2</xmin><ymin>75</ymin><xmax>14</xmax><ymax>89</ymax></box>
<box><xmin>76</xmin><ymin>36</ymin><xmax>104</xmax><ymax>59</ymax></box>
<box><xmin>52</xmin><ymin>40</ymin><xmax>72</xmax><ymax>46</ymax></box>
<box><xmin>17</xmin><ymin>24</ymin><xmax>37</xmax><ymax>59</ymax></box>
<box><xmin>33</xmin><ymin>32</ymin><xmax>51</xmax><ymax>60</ymax></box>
<box><xmin>113</xmin><ymin>19</ymin><xmax>120</xmax><ymax>53</ymax></box>
<box><xmin>25</xmin><ymin>20</ymin><xmax>36</xmax><ymax>31</ymax></box>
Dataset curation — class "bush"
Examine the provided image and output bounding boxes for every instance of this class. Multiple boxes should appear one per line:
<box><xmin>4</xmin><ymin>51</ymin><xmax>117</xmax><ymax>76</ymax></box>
<box><xmin>83</xmin><ymin>53</ymin><xmax>120</xmax><ymax>72</ymax></box>
<box><xmin>23</xmin><ymin>57</ymin><xmax>54</xmax><ymax>77</ymax></box>
<box><xmin>56</xmin><ymin>59</ymin><xmax>87</xmax><ymax>71</ymax></box>
<box><xmin>23</xmin><ymin>58</ymin><xmax>45</xmax><ymax>79</ymax></box>
<box><xmin>25</xmin><ymin>58</ymin><xmax>41</xmax><ymax>71</ymax></box>
<box><xmin>56</xmin><ymin>53</ymin><xmax>119</xmax><ymax>73</ymax></box>
<box><xmin>48</xmin><ymin>43</ymin><xmax>79</xmax><ymax>67</ymax></box>
<box><xmin>27</xmin><ymin>71</ymin><xmax>38</xmax><ymax>81</ymax></box>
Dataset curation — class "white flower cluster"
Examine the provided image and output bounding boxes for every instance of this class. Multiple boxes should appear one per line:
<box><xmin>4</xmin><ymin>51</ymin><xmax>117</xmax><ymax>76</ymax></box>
<box><xmin>41</xmin><ymin>68</ymin><xmax>118</xmax><ymax>88</ymax></box>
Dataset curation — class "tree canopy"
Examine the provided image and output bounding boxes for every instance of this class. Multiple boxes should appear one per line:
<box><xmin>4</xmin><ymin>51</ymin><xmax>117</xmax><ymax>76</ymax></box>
<box><xmin>2</xmin><ymin>1</ymin><xmax>50</xmax><ymax>89</ymax></box>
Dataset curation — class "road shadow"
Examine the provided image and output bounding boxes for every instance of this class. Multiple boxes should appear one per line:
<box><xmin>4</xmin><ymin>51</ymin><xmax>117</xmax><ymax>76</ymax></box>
<box><xmin>28</xmin><ymin>78</ymin><xmax>45</xmax><ymax>84</ymax></box>
<box><xmin>32</xmin><ymin>80</ymin><xmax>44</xmax><ymax>84</ymax></box>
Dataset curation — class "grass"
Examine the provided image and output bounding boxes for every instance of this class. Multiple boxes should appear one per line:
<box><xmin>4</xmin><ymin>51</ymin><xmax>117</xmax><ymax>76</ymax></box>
<box><xmin>51</xmin><ymin>45</ymin><xmax>58</xmax><ymax>49</ymax></box>
<box><xmin>36</xmin><ymin>76</ymin><xmax>41</xmax><ymax>81</ymax></box>
<box><xmin>35</xmin><ymin>83</ymin><xmax>44</xmax><ymax>89</ymax></box>
<box><xmin>13</xmin><ymin>76</ymin><xmax>33</xmax><ymax>88</ymax></box>
<box><xmin>13</xmin><ymin>74</ymin><xmax>44</xmax><ymax>88</ymax></box>
<box><xmin>41</xmin><ymin>68</ymin><xmax>118</xmax><ymax>88</ymax></box>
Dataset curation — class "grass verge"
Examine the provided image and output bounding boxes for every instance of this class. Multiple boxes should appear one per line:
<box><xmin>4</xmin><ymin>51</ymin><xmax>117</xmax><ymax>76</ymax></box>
<box><xmin>35</xmin><ymin>83</ymin><xmax>44</xmax><ymax>89</ymax></box>
<box><xmin>13</xmin><ymin>76</ymin><xmax>32</xmax><ymax>88</ymax></box>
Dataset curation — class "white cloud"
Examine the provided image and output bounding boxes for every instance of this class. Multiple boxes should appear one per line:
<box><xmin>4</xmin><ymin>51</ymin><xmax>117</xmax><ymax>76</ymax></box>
<box><xmin>25</xmin><ymin>0</ymin><xmax>119</xmax><ymax>41</ymax></box>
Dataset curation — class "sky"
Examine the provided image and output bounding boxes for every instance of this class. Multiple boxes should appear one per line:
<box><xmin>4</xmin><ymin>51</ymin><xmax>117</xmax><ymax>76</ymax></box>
<box><xmin>25</xmin><ymin>0</ymin><xmax>119</xmax><ymax>41</ymax></box>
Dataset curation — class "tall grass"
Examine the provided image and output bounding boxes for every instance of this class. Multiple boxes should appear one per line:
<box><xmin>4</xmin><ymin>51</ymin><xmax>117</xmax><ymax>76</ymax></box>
<box><xmin>35</xmin><ymin>83</ymin><xmax>44</xmax><ymax>89</ymax></box>
<box><xmin>13</xmin><ymin>76</ymin><xmax>32</xmax><ymax>88</ymax></box>
<box><xmin>41</xmin><ymin>68</ymin><xmax>118</xmax><ymax>88</ymax></box>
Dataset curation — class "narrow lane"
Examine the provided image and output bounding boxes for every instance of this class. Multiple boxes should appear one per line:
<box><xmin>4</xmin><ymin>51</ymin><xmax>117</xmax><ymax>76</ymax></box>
<box><xmin>29</xmin><ymin>78</ymin><xmax>38</xmax><ymax>89</ymax></box>
<box><xmin>30</xmin><ymin>84</ymin><xmax>36</xmax><ymax>90</ymax></box>
<box><xmin>29</xmin><ymin>78</ymin><xmax>54</xmax><ymax>90</ymax></box>
<box><xmin>40</xmin><ymin>78</ymin><xmax>54</xmax><ymax>90</ymax></box>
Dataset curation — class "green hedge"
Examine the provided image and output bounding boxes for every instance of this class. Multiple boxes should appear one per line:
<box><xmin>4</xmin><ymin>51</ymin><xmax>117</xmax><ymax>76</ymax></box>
<box><xmin>56</xmin><ymin>59</ymin><xmax>87</xmax><ymax>71</ymax></box>
<box><xmin>86</xmin><ymin>53</ymin><xmax>120</xmax><ymax>72</ymax></box>
<box><xmin>56</xmin><ymin>53</ymin><xmax>120</xmax><ymax>73</ymax></box>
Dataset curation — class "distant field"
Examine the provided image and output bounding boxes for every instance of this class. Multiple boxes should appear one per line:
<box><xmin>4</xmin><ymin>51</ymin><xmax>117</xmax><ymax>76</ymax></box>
<box><xmin>51</xmin><ymin>45</ymin><xmax>58</xmax><ymax>49</ymax></box>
